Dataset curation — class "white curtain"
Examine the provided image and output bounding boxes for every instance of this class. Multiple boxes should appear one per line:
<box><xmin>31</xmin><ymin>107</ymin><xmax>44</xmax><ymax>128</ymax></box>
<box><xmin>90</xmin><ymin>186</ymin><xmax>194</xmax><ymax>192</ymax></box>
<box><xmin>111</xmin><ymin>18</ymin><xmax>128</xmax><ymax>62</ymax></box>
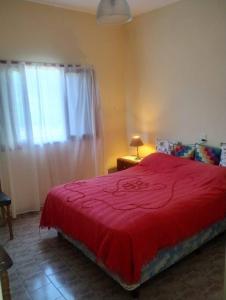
<box><xmin>0</xmin><ymin>62</ymin><xmax>103</xmax><ymax>217</ymax></box>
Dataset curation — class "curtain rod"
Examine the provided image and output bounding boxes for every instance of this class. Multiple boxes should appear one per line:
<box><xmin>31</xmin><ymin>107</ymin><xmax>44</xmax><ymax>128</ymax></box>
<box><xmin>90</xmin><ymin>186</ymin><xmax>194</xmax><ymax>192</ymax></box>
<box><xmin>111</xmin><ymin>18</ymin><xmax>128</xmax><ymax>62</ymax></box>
<box><xmin>0</xmin><ymin>60</ymin><xmax>82</xmax><ymax>67</ymax></box>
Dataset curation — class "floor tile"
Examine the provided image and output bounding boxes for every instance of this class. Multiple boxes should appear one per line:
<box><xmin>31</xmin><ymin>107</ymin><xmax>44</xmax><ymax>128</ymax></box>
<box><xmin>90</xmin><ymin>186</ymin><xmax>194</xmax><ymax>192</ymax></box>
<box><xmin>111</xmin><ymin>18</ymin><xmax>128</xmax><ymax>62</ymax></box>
<box><xmin>48</xmin><ymin>269</ymin><xmax>80</xmax><ymax>288</ymax></box>
<box><xmin>25</xmin><ymin>272</ymin><xmax>51</xmax><ymax>292</ymax></box>
<box><xmin>11</xmin><ymin>288</ymin><xmax>31</xmax><ymax>300</ymax></box>
<box><xmin>29</xmin><ymin>283</ymin><xmax>62</xmax><ymax>300</ymax></box>
<box><xmin>40</xmin><ymin>259</ymin><xmax>69</xmax><ymax>276</ymax></box>
<box><xmin>58</xmin><ymin>284</ymin><xmax>80</xmax><ymax>300</ymax></box>
<box><xmin>17</xmin><ymin>262</ymin><xmax>42</xmax><ymax>279</ymax></box>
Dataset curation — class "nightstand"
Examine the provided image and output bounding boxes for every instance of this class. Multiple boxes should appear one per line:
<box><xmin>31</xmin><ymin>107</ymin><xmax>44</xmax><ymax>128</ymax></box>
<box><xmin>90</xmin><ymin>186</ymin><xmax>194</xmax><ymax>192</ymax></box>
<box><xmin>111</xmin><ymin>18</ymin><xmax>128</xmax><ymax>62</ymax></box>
<box><xmin>117</xmin><ymin>156</ymin><xmax>142</xmax><ymax>171</ymax></box>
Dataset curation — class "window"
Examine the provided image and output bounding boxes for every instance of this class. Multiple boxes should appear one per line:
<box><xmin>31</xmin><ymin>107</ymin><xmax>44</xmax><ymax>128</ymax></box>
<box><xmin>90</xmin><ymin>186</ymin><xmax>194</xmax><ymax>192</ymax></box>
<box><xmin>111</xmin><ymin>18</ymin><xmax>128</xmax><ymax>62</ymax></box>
<box><xmin>0</xmin><ymin>63</ymin><xmax>98</xmax><ymax>148</ymax></box>
<box><xmin>25</xmin><ymin>65</ymin><xmax>67</xmax><ymax>144</ymax></box>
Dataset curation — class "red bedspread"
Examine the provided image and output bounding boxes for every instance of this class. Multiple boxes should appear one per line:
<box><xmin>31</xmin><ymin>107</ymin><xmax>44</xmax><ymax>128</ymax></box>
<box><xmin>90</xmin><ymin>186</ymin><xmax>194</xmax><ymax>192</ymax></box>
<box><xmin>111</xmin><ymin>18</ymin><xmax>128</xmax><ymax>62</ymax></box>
<box><xmin>40</xmin><ymin>153</ymin><xmax>226</xmax><ymax>284</ymax></box>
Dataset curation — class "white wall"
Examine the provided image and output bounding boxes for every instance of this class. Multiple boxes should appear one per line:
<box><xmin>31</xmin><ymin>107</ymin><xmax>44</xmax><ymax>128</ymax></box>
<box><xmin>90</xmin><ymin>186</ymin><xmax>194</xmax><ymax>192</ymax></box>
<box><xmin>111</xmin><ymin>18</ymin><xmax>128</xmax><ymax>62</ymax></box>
<box><xmin>0</xmin><ymin>0</ymin><xmax>128</xmax><ymax>170</ymax></box>
<box><xmin>125</xmin><ymin>0</ymin><xmax>226</xmax><ymax>153</ymax></box>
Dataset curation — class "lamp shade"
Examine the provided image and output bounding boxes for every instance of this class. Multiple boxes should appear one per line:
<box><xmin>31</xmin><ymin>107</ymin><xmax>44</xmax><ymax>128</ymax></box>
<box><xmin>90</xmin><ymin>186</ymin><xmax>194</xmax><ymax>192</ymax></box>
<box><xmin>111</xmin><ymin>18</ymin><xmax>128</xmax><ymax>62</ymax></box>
<box><xmin>96</xmin><ymin>0</ymin><xmax>132</xmax><ymax>24</ymax></box>
<box><xmin>130</xmin><ymin>136</ymin><xmax>144</xmax><ymax>147</ymax></box>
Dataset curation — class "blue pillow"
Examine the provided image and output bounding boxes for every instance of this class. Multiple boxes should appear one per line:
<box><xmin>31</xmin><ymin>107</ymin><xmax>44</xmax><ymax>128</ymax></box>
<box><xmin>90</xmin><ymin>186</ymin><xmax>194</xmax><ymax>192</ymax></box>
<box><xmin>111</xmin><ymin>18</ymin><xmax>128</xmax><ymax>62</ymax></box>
<box><xmin>174</xmin><ymin>144</ymin><xmax>195</xmax><ymax>159</ymax></box>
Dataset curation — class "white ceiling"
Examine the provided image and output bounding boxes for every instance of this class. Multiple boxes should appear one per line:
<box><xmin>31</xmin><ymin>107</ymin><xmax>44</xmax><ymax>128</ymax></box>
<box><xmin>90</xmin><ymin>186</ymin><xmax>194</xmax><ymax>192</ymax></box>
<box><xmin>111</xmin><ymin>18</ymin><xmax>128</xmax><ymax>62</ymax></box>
<box><xmin>27</xmin><ymin>0</ymin><xmax>181</xmax><ymax>16</ymax></box>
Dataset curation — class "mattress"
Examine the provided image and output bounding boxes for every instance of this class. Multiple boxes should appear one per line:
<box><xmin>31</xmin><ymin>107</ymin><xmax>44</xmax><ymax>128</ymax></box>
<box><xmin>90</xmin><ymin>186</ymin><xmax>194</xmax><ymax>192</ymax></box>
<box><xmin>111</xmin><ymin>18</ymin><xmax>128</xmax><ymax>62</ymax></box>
<box><xmin>58</xmin><ymin>217</ymin><xmax>226</xmax><ymax>290</ymax></box>
<box><xmin>40</xmin><ymin>153</ymin><xmax>226</xmax><ymax>286</ymax></box>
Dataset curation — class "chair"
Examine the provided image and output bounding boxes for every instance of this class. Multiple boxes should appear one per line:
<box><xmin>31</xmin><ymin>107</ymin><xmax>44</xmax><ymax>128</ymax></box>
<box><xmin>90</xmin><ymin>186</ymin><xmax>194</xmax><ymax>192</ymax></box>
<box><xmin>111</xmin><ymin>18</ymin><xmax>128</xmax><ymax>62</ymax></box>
<box><xmin>0</xmin><ymin>182</ymin><xmax>13</xmax><ymax>240</ymax></box>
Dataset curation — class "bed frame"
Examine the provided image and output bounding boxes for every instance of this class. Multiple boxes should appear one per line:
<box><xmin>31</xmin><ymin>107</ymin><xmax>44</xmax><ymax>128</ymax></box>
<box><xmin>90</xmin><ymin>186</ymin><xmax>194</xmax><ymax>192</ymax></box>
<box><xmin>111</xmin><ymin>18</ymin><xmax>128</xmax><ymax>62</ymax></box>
<box><xmin>57</xmin><ymin>218</ymin><xmax>226</xmax><ymax>294</ymax></box>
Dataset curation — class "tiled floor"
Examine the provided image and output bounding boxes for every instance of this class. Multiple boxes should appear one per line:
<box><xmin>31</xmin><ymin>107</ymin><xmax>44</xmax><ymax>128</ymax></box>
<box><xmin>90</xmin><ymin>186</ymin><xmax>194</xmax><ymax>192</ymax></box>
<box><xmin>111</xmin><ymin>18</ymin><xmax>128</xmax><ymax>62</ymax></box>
<box><xmin>0</xmin><ymin>213</ymin><xmax>225</xmax><ymax>300</ymax></box>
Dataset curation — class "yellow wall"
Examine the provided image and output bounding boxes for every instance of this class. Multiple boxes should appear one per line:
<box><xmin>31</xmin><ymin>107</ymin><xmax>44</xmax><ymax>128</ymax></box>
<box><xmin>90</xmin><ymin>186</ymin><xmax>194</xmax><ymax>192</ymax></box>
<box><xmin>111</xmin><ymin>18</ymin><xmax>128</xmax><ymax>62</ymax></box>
<box><xmin>1</xmin><ymin>0</ymin><xmax>226</xmax><ymax>166</ymax></box>
<box><xmin>125</xmin><ymin>0</ymin><xmax>226</xmax><ymax>152</ymax></box>
<box><xmin>0</xmin><ymin>0</ymin><xmax>128</xmax><ymax>170</ymax></box>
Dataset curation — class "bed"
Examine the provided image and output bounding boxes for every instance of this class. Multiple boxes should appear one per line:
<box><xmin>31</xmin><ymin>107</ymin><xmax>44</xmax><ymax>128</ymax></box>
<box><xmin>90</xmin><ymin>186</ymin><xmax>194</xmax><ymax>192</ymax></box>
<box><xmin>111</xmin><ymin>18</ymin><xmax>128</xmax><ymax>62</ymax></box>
<box><xmin>40</xmin><ymin>153</ymin><xmax>226</xmax><ymax>291</ymax></box>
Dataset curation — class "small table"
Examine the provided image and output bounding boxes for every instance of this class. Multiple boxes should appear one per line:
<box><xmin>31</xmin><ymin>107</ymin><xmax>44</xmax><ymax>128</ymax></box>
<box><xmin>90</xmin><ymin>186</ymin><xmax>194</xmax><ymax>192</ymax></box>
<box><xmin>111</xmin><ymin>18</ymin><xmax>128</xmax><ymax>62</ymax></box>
<box><xmin>117</xmin><ymin>156</ymin><xmax>142</xmax><ymax>171</ymax></box>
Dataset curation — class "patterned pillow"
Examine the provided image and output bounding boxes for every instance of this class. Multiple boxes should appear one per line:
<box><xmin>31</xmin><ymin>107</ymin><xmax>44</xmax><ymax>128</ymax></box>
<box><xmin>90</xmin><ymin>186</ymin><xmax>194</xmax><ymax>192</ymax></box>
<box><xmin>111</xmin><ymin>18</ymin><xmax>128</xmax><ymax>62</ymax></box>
<box><xmin>156</xmin><ymin>139</ymin><xmax>175</xmax><ymax>155</ymax></box>
<box><xmin>195</xmin><ymin>144</ymin><xmax>221</xmax><ymax>165</ymax></box>
<box><xmin>174</xmin><ymin>144</ymin><xmax>195</xmax><ymax>159</ymax></box>
<box><xmin>220</xmin><ymin>143</ymin><xmax>226</xmax><ymax>167</ymax></box>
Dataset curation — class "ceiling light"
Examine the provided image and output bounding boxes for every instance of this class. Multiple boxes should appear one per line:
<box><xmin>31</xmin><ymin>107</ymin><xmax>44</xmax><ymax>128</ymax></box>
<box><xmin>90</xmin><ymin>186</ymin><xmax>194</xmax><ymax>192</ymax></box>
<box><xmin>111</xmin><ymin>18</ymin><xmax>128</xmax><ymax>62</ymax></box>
<box><xmin>96</xmin><ymin>0</ymin><xmax>132</xmax><ymax>25</ymax></box>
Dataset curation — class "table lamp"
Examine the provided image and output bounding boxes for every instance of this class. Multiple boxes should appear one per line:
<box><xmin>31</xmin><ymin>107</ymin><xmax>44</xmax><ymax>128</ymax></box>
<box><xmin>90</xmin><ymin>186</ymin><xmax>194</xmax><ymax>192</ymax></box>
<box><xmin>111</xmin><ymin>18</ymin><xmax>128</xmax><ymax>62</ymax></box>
<box><xmin>130</xmin><ymin>136</ymin><xmax>144</xmax><ymax>160</ymax></box>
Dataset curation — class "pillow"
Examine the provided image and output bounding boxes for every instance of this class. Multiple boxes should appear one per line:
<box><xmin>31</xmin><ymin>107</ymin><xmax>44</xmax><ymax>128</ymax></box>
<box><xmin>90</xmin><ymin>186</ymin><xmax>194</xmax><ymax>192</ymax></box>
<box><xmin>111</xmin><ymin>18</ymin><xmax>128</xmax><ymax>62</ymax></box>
<box><xmin>195</xmin><ymin>144</ymin><xmax>221</xmax><ymax>165</ymax></box>
<box><xmin>174</xmin><ymin>144</ymin><xmax>195</xmax><ymax>159</ymax></box>
<box><xmin>220</xmin><ymin>143</ymin><xmax>226</xmax><ymax>167</ymax></box>
<box><xmin>156</xmin><ymin>139</ymin><xmax>175</xmax><ymax>155</ymax></box>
